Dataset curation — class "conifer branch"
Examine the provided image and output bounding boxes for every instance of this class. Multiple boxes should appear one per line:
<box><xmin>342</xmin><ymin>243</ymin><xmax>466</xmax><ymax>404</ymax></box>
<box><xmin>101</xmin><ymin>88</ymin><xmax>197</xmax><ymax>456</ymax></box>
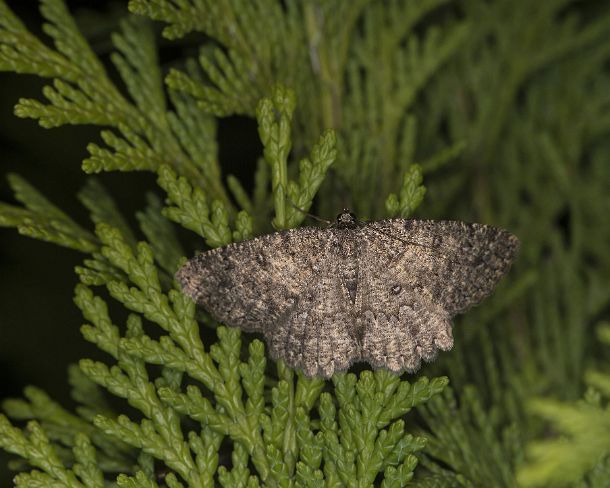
<box><xmin>385</xmin><ymin>165</ymin><xmax>426</xmax><ymax>218</ymax></box>
<box><xmin>0</xmin><ymin>417</ymin><xmax>90</xmax><ymax>487</ymax></box>
<box><xmin>256</xmin><ymin>86</ymin><xmax>337</xmax><ymax>229</ymax></box>
<box><xmin>518</xmin><ymin>324</ymin><xmax>610</xmax><ymax>487</ymax></box>
<box><xmin>0</xmin><ymin>174</ymin><xmax>98</xmax><ymax>252</ymax></box>
<box><xmin>0</xmin><ymin>0</ymin><xmax>231</xmax><ymax>206</ymax></box>
<box><xmin>416</xmin><ymin>385</ymin><xmax>521</xmax><ymax>486</ymax></box>
<box><xmin>157</xmin><ymin>165</ymin><xmax>234</xmax><ymax>248</ymax></box>
<box><xmin>136</xmin><ymin>193</ymin><xmax>185</xmax><ymax>276</ymax></box>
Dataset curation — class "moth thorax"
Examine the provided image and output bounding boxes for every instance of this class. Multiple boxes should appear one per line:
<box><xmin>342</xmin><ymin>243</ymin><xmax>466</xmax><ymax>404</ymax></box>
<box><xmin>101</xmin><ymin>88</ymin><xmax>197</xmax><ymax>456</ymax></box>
<box><xmin>337</xmin><ymin>238</ymin><xmax>359</xmax><ymax>303</ymax></box>
<box><xmin>335</xmin><ymin>209</ymin><xmax>358</xmax><ymax>228</ymax></box>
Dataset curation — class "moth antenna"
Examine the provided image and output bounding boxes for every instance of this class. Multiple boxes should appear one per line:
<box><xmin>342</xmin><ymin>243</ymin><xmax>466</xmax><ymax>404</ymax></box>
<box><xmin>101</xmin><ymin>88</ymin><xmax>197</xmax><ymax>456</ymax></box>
<box><xmin>367</xmin><ymin>220</ymin><xmax>426</xmax><ymax>249</ymax></box>
<box><xmin>290</xmin><ymin>202</ymin><xmax>332</xmax><ymax>225</ymax></box>
<box><xmin>337</xmin><ymin>210</ymin><xmax>436</xmax><ymax>253</ymax></box>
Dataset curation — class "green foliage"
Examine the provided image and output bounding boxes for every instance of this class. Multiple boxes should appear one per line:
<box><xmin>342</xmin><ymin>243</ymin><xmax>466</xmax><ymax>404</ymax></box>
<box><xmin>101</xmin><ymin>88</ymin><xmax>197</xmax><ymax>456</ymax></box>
<box><xmin>156</xmin><ymin>164</ymin><xmax>234</xmax><ymax>247</ymax></box>
<box><xmin>0</xmin><ymin>4</ymin><xmax>451</xmax><ymax>485</ymax></box>
<box><xmin>385</xmin><ymin>165</ymin><xmax>426</xmax><ymax>219</ymax></box>
<box><xmin>415</xmin><ymin>385</ymin><xmax>522</xmax><ymax>487</ymax></box>
<box><xmin>256</xmin><ymin>85</ymin><xmax>337</xmax><ymax>229</ymax></box>
<box><xmin>0</xmin><ymin>418</ymin><xmax>104</xmax><ymax>488</ymax></box>
<box><xmin>1</xmin><ymin>0</ymin><xmax>610</xmax><ymax>487</ymax></box>
<box><xmin>517</xmin><ymin>324</ymin><xmax>610</xmax><ymax>487</ymax></box>
<box><xmin>0</xmin><ymin>0</ymin><xmax>228</xmax><ymax>205</ymax></box>
<box><xmin>151</xmin><ymin>0</ymin><xmax>468</xmax><ymax>218</ymax></box>
<box><xmin>0</xmin><ymin>173</ymin><xmax>98</xmax><ymax>252</ymax></box>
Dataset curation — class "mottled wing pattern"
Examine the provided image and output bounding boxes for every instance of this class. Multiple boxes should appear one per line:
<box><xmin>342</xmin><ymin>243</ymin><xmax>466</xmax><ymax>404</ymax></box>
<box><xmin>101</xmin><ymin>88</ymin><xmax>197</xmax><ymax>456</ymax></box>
<box><xmin>357</xmin><ymin>219</ymin><xmax>519</xmax><ymax>373</ymax></box>
<box><xmin>269</xmin><ymin>230</ymin><xmax>359</xmax><ymax>377</ymax></box>
<box><xmin>176</xmin><ymin>228</ymin><xmax>326</xmax><ymax>330</ymax></box>
<box><xmin>176</xmin><ymin>228</ymin><xmax>358</xmax><ymax>377</ymax></box>
<box><xmin>177</xmin><ymin>216</ymin><xmax>519</xmax><ymax>378</ymax></box>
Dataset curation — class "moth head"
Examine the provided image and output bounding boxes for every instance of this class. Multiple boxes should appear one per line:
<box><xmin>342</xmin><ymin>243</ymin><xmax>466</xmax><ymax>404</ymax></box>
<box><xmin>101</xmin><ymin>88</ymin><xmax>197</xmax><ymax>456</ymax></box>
<box><xmin>334</xmin><ymin>209</ymin><xmax>359</xmax><ymax>229</ymax></box>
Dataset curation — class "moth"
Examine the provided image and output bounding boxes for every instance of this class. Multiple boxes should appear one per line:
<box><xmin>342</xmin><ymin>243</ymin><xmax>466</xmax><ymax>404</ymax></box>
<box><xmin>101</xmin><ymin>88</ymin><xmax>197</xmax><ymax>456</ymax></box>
<box><xmin>176</xmin><ymin>211</ymin><xmax>519</xmax><ymax>378</ymax></box>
